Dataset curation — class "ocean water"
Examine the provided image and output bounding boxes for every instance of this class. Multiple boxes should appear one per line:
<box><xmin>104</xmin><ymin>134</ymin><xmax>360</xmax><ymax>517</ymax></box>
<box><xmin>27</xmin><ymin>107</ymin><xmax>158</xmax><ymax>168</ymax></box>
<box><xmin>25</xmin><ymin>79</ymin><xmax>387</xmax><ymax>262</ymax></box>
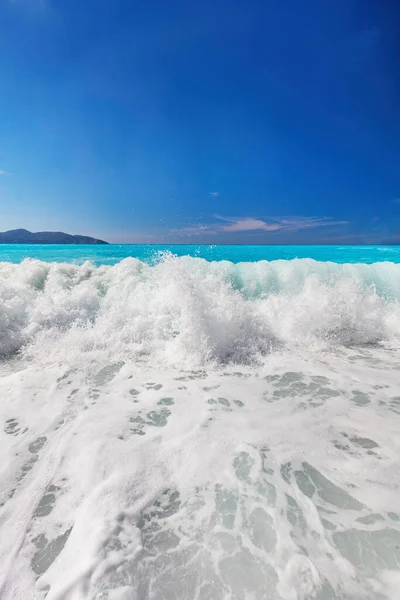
<box><xmin>1</xmin><ymin>245</ymin><xmax>400</xmax><ymax>600</ymax></box>
<box><xmin>2</xmin><ymin>243</ymin><xmax>400</xmax><ymax>265</ymax></box>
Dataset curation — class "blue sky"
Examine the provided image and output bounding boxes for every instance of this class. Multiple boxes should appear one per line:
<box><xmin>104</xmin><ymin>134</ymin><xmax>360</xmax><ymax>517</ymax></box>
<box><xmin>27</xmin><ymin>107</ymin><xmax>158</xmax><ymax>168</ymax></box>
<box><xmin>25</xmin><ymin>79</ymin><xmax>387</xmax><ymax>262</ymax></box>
<box><xmin>0</xmin><ymin>0</ymin><xmax>399</xmax><ymax>243</ymax></box>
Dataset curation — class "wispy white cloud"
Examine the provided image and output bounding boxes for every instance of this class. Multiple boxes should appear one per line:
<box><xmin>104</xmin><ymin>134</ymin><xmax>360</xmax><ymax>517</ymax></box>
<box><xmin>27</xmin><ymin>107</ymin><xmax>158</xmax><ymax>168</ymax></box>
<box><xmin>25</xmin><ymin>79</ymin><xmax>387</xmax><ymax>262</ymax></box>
<box><xmin>215</xmin><ymin>216</ymin><xmax>281</xmax><ymax>232</ymax></box>
<box><xmin>209</xmin><ymin>191</ymin><xmax>220</xmax><ymax>197</ymax></box>
<box><xmin>0</xmin><ymin>170</ymin><xmax>9</xmax><ymax>176</ymax></box>
<box><xmin>272</xmin><ymin>216</ymin><xmax>348</xmax><ymax>231</ymax></box>
<box><xmin>215</xmin><ymin>215</ymin><xmax>348</xmax><ymax>233</ymax></box>
<box><xmin>176</xmin><ymin>215</ymin><xmax>348</xmax><ymax>236</ymax></box>
<box><xmin>393</xmin><ymin>198</ymin><xmax>400</xmax><ymax>204</ymax></box>
<box><xmin>175</xmin><ymin>225</ymin><xmax>212</xmax><ymax>235</ymax></box>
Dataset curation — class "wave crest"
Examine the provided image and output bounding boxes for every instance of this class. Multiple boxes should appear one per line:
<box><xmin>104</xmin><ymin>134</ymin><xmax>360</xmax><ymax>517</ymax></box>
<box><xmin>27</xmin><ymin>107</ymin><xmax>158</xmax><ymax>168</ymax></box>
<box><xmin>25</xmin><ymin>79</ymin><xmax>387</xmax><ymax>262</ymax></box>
<box><xmin>1</xmin><ymin>256</ymin><xmax>400</xmax><ymax>366</ymax></box>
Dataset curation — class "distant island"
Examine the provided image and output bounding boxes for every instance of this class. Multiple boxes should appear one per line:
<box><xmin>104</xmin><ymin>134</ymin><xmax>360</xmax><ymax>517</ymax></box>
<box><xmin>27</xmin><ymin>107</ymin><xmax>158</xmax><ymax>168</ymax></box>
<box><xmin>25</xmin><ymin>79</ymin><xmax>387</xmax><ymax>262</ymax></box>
<box><xmin>0</xmin><ymin>229</ymin><xmax>108</xmax><ymax>245</ymax></box>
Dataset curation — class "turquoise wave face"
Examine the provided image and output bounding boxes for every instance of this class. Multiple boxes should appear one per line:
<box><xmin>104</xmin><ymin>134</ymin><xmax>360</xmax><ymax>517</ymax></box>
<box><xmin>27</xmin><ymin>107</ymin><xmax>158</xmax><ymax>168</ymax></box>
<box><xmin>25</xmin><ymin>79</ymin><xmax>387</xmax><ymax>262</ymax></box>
<box><xmin>1</xmin><ymin>244</ymin><xmax>400</xmax><ymax>265</ymax></box>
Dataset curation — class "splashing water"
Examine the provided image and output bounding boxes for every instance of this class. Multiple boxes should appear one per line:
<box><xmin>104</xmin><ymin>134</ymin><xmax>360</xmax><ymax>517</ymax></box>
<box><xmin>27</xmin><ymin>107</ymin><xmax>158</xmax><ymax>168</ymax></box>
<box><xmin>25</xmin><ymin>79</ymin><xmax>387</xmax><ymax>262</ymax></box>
<box><xmin>1</xmin><ymin>255</ymin><xmax>400</xmax><ymax>599</ymax></box>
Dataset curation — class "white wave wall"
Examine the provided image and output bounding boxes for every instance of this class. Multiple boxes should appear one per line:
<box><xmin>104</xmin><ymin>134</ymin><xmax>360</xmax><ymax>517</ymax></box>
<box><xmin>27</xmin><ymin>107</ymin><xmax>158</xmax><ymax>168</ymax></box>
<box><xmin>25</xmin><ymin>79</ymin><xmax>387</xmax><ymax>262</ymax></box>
<box><xmin>1</xmin><ymin>255</ymin><xmax>400</xmax><ymax>367</ymax></box>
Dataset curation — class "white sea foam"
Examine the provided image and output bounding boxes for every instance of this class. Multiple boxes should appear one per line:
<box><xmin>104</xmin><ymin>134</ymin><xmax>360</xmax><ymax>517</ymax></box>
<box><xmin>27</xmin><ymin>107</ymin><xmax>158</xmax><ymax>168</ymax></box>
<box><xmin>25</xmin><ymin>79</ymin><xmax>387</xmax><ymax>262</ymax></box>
<box><xmin>1</xmin><ymin>256</ymin><xmax>400</xmax><ymax>365</ymax></box>
<box><xmin>1</xmin><ymin>256</ymin><xmax>400</xmax><ymax>599</ymax></box>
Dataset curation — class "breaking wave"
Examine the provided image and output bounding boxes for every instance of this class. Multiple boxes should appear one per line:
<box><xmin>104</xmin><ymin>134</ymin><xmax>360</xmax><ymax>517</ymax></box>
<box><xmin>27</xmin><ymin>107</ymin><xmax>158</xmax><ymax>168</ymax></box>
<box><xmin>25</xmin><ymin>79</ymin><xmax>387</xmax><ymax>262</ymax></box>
<box><xmin>1</xmin><ymin>255</ymin><xmax>400</xmax><ymax>366</ymax></box>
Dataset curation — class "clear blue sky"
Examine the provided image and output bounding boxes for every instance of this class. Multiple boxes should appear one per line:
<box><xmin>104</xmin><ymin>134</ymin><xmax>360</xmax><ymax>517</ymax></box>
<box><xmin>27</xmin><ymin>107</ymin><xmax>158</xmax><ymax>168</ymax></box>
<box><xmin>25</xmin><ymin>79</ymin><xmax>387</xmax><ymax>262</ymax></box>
<box><xmin>0</xmin><ymin>0</ymin><xmax>399</xmax><ymax>243</ymax></box>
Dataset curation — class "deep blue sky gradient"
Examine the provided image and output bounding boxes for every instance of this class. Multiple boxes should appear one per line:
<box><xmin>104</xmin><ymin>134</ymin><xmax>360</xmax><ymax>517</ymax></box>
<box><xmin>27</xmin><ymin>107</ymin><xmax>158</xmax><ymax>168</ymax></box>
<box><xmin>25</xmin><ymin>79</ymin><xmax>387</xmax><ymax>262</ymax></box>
<box><xmin>0</xmin><ymin>0</ymin><xmax>399</xmax><ymax>243</ymax></box>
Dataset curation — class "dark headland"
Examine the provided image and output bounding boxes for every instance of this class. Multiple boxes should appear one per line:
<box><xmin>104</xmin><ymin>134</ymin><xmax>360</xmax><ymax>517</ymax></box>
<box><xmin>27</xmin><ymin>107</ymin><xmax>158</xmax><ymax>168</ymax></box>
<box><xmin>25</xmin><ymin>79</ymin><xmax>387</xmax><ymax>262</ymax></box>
<box><xmin>0</xmin><ymin>229</ymin><xmax>108</xmax><ymax>244</ymax></box>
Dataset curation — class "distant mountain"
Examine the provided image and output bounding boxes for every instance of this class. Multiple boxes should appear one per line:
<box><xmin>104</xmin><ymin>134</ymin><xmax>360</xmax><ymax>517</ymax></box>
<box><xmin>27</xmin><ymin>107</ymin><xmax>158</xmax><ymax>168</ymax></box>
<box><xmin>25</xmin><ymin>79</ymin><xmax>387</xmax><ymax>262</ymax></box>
<box><xmin>0</xmin><ymin>229</ymin><xmax>108</xmax><ymax>244</ymax></box>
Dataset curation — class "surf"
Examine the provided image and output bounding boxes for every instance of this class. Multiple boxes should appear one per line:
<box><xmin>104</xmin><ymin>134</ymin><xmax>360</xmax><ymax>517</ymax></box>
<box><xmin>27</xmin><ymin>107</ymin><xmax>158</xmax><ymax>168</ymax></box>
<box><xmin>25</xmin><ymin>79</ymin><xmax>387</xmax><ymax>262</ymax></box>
<box><xmin>1</xmin><ymin>255</ymin><xmax>400</xmax><ymax>366</ymax></box>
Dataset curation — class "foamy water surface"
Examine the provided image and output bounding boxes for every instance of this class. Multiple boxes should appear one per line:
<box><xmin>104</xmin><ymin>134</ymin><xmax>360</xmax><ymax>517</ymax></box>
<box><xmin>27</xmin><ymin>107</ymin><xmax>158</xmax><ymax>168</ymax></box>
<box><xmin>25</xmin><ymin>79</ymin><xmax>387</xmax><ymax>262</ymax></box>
<box><xmin>1</xmin><ymin>249</ymin><xmax>400</xmax><ymax>599</ymax></box>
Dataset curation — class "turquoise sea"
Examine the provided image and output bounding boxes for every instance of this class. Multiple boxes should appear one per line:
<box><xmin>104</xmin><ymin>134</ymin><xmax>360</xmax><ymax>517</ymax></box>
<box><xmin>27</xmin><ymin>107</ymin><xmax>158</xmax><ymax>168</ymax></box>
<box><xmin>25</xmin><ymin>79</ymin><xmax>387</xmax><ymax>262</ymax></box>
<box><xmin>1</xmin><ymin>243</ymin><xmax>400</xmax><ymax>265</ymax></box>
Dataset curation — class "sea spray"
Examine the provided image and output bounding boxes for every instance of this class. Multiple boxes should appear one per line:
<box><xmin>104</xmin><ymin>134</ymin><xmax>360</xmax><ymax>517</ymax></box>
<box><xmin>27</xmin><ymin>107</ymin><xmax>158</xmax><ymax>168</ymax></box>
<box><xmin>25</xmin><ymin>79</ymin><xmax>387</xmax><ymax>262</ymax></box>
<box><xmin>1</xmin><ymin>256</ymin><xmax>400</xmax><ymax>366</ymax></box>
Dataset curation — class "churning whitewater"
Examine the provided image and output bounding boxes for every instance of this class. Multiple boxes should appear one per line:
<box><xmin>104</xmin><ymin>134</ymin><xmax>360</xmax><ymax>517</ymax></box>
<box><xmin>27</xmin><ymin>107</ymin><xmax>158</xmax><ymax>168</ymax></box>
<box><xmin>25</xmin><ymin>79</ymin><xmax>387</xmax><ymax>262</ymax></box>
<box><xmin>1</xmin><ymin>255</ymin><xmax>400</xmax><ymax>600</ymax></box>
